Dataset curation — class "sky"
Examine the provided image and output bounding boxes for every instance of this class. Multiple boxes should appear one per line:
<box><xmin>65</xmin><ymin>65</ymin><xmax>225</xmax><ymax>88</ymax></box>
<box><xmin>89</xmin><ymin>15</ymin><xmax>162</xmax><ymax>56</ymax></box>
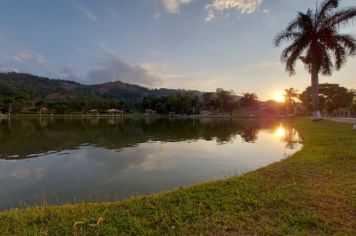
<box><xmin>0</xmin><ymin>0</ymin><xmax>355</xmax><ymax>100</ymax></box>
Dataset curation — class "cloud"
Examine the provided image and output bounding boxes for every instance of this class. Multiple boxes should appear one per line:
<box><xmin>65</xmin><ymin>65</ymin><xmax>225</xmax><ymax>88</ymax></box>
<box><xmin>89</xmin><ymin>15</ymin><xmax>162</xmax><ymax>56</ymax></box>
<box><xmin>205</xmin><ymin>10</ymin><xmax>216</xmax><ymax>21</ymax></box>
<box><xmin>84</xmin><ymin>49</ymin><xmax>165</xmax><ymax>87</ymax></box>
<box><xmin>161</xmin><ymin>0</ymin><xmax>195</xmax><ymax>13</ymax></box>
<box><xmin>159</xmin><ymin>0</ymin><xmax>265</xmax><ymax>21</ymax></box>
<box><xmin>0</xmin><ymin>64</ymin><xmax>7</xmax><ymax>72</ymax></box>
<box><xmin>205</xmin><ymin>0</ymin><xmax>263</xmax><ymax>21</ymax></box>
<box><xmin>153</xmin><ymin>13</ymin><xmax>161</xmax><ymax>19</ymax></box>
<box><xmin>60</xmin><ymin>66</ymin><xmax>82</xmax><ymax>81</ymax></box>
<box><xmin>14</xmin><ymin>51</ymin><xmax>32</xmax><ymax>62</ymax></box>
<box><xmin>36</xmin><ymin>54</ymin><xmax>48</xmax><ymax>66</ymax></box>
<box><xmin>262</xmin><ymin>8</ymin><xmax>270</xmax><ymax>14</ymax></box>
<box><xmin>76</xmin><ymin>3</ymin><xmax>98</xmax><ymax>22</ymax></box>
<box><xmin>250</xmin><ymin>61</ymin><xmax>281</xmax><ymax>68</ymax></box>
<box><xmin>13</xmin><ymin>51</ymin><xmax>48</xmax><ymax>66</ymax></box>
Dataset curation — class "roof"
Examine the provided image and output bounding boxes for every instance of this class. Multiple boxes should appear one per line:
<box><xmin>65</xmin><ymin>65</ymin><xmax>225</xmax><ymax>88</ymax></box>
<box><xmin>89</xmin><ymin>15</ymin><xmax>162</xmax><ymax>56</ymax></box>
<box><xmin>107</xmin><ymin>108</ymin><xmax>123</xmax><ymax>113</ymax></box>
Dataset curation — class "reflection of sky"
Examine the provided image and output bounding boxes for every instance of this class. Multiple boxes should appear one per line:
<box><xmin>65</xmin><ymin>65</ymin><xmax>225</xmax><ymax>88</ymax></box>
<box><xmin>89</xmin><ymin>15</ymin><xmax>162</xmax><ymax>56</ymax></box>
<box><xmin>0</xmin><ymin>125</ymin><xmax>302</xmax><ymax>210</ymax></box>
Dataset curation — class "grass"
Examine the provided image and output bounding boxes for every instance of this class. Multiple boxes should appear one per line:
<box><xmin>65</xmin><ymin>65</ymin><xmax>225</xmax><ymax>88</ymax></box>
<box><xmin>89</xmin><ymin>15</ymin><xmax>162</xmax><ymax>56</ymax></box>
<box><xmin>0</xmin><ymin>118</ymin><xmax>355</xmax><ymax>235</ymax></box>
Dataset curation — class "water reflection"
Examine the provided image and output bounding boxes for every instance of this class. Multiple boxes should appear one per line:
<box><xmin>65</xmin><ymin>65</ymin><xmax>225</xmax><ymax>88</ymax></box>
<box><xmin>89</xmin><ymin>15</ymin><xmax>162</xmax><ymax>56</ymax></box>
<box><xmin>275</xmin><ymin>125</ymin><xmax>286</xmax><ymax>138</ymax></box>
<box><xmin>0</xmin><ymin>118</ymin><xmax>302</xmax><ymax>209</ymax></box>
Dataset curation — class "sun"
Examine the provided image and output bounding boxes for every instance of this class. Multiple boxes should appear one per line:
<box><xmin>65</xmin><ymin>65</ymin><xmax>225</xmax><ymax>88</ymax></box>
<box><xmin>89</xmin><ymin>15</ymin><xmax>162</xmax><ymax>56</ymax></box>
<box><xmin>274</xmin><ymin>93</ymin><xmax>285</xmax><ymax>103</ymax></box>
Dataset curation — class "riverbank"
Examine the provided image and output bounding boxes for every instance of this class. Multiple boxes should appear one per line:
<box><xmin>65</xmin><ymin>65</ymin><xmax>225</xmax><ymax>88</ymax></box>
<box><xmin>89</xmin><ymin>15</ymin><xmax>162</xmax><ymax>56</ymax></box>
<box><xmin>0</xmin><ymin>118</ymin><xmax>355</xmax><ymax>235</ymax></box>
<box><xmin>1</xmin><ymin>113</ymin><xmax>286</xmax><ymax>119</ymax></box>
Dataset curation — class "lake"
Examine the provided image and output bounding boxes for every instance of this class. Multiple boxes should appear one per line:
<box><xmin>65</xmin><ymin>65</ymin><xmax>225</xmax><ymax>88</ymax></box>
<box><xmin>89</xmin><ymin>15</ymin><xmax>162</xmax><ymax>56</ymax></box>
<box><xmin>0</xmin><ymin>117</ymin><xmax>302</xmax><ymax>210</ymax></box>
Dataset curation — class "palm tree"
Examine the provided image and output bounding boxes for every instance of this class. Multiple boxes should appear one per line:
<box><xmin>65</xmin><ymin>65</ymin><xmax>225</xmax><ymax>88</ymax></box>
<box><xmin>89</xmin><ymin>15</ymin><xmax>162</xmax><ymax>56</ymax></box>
<box><xmin>274</xmin><ymin>0</ymin><xmax>356</xmax><ymax>120</ymax></box>
<box><xmin>284</xmin><ymin>88</ymin><xmax>298</xmax><ymax>114</ymax></box>
<box><xmin>239</xmin><ymin>93</ymin><xmax>258</xmax><ymax>108</ymax></box>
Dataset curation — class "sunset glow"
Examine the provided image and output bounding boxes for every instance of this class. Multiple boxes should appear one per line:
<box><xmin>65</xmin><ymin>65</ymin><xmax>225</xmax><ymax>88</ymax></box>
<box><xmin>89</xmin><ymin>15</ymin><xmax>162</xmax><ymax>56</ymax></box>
<box><xmin>274</xmin><ymin>93</ymin><xmax>285</xmax><ymax>103</ymax></box>
<box><xmin>275</xmin><ymin>126</ymin><xmax>286</xmax><ymax>138</ymax></box>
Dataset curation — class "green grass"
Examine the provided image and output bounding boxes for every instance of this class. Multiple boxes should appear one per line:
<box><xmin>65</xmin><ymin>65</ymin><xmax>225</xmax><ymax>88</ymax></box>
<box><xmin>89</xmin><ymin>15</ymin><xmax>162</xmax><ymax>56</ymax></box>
<box><xmin>0</xmin><ymin>118</ymin><xmax>355</xmax><ymax>235</ymax></box>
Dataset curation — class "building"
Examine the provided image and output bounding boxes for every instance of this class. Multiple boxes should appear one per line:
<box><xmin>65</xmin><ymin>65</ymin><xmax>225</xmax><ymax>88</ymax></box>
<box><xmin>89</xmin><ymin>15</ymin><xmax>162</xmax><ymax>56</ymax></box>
<box><xmin>89</xmin><ymin>109</ymin><xmax>99</xmax><ymax>115</ymax></box>
<box><xmin>107</xmin><ymin>108</ymin><xmax>123</xmax><ymax>115</ymax></box>
<box><xmin>145</xmin><ymin>109</ymin><xmax>157</xmax><ymax>116</ymax></box>
<box><xmin>199</xmin><ymin>110</ymin><xmax>213</xmax><ymax>116</ymax></box>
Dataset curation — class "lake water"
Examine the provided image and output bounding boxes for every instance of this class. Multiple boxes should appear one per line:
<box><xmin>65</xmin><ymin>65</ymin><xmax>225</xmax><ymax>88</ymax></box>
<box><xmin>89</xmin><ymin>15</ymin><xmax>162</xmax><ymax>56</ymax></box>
<box><xmin>0</xmin><ymin>117</ymin><xmax>302</xmax><ymax>210</ymax></box>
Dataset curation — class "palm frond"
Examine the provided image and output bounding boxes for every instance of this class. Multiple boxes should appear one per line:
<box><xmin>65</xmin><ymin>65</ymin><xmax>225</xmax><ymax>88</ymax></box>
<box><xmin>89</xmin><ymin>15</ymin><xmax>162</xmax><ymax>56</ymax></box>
<box><xmin>327</xmin><ymin>7</ymin><xmax>356</xmax><ymax>28</ymax></box>
<box><xmin>317</xmin><ymin>0</ymin><xmax>339</xmax><ymax>19</ymax></box>
<box><xmin>318</xmin><ymin>45</ymin><xmax>334</xmax><ymax>75</ymax></box>
<box><xmin>282</xmin><ymin>42</ymin><xmax>308</xmax><ymax>75</ymax></box>
<box><xmin>298</xmin><ymin>10</ymin><xmax>315</xmax><ymax>32</ymax></box>
<box><xmin>334</xmin><ymin>34</ymin><xmax>356</xmax><ymax>55</ymax></box>
<box><xmin>333</xmin><ymin>44</ymin><xmax>346</xmax><ymax>70</ymax></box>
<box><xmin>274</xmin><ymin>31</ymin><xmax>302</xmax><ymax>47</ymax></box>
<box><xmin>321</xmin><ymin>56</ymin><xmax>333</xmax><ymax>75</ymax></box>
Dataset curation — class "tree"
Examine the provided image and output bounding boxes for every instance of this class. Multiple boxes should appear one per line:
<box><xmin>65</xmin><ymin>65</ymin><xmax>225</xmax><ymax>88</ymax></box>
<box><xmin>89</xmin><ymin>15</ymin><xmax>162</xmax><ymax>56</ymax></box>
<box><xmin>239</xmin><ymin>93</ymin><xmax>258</xmax><ymax>108</ymax></box>
<box><xmin>351</xmin><ymin>90</ymin><xmax>356</xmax><ymax>114</ymax></box>
<box><xmin>299</xmin><ymin>84</ymin><xmax>354</xmax><ymax>114</ymax></box>
<box><xmin>284</xmin><ymin>88</ymin><xmax>298</xmax><ymax>114</ymax></box>
<box><xmin>216</xmin><ymin>88</ymin><xmax>236</xmax><ymax>112</ymax></box>
<box><xmin>274</xmin><ymin>0</ymin><xmax>356</xmax><ymax>120</ymax></box>
<box><xmin>202</xmin><ymin>92</ymin><xmax>217</xmax><ymax>110</ymax></box>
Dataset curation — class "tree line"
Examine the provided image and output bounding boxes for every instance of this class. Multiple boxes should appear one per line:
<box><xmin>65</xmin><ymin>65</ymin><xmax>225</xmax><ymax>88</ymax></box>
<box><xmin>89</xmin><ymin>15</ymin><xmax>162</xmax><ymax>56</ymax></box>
<box><xmin>0</xmin><ymin>88</ymin><xmax>257</xmax><ymax>115</ymax></box>
<box><xmin>0</xmin><ymin>84</ymin><xmax>354</xmax><ymax>116</ymax></box>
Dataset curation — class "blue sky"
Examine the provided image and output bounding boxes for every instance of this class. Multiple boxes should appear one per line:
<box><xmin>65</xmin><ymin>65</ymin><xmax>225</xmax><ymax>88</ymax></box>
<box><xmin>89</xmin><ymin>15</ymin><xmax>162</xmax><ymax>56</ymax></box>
<box><xmin>0</xmin><ymin>0</ymin><xmax>355</xmax><ymax>100</ymax></box>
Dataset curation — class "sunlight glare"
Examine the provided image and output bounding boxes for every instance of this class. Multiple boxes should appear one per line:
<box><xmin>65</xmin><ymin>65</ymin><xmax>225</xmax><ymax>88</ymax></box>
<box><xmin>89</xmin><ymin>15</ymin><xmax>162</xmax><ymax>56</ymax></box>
<box><xmin>275</xmin><ymin>126</ymin><xmax>286</xmax><ymax>138</ymax></box>
<box><xmin>274</xmin><ymin>92</ymin><xmax>285</xmax><ymax>103</ymax></box>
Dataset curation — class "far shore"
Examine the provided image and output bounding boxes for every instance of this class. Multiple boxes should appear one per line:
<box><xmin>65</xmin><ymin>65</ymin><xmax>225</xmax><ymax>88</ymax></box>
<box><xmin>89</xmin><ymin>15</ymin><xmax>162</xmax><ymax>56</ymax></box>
<box><xmin>0</xmin><ymin>113</ymin><xmax>290</xmax><ymax>119</ymax></box>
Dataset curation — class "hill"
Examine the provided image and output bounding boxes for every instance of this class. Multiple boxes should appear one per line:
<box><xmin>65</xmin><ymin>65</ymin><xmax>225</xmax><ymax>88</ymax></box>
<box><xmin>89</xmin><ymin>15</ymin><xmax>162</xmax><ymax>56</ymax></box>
<box><xmin>0</xmin><ymin>72</ymin><xmax>201</xmax><ymax>102</ymax></box>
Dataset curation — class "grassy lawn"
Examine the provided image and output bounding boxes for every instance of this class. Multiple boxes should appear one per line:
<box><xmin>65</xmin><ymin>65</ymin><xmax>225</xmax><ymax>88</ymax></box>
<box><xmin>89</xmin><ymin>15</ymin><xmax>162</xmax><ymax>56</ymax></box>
<box><xmin>0</xmin><ymin>118</ymin><xmax>355</xmax><ymax>235</ymax></box>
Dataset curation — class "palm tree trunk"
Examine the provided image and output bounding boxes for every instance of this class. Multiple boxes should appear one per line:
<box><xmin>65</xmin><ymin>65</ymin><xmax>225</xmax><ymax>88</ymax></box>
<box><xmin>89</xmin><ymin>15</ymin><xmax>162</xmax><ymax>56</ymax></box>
<box><xmin>311</xmin><ymin>63</ymin><xmax>322</xmax><ymax>121</ymax></box>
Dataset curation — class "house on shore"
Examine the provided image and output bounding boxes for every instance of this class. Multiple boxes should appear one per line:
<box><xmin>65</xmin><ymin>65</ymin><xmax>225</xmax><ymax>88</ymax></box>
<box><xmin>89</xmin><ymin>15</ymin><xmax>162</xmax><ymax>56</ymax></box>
<box><xmin>333</xmin><ymin>107</ymin><xmax>355</xmax><ymax>118</ymax></box>
<box><xmin>145</xmin><ymin>109</ymin><xmax>157</xmax><ymax>116</ymax></box>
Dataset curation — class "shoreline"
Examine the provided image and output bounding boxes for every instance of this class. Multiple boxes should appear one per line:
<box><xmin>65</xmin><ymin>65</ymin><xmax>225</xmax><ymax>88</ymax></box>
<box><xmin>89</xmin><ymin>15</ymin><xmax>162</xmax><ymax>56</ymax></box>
<box><xmin>1</xmin><ymin>113</ymin><xmax>288</xmax><ymax>119</ymax></box>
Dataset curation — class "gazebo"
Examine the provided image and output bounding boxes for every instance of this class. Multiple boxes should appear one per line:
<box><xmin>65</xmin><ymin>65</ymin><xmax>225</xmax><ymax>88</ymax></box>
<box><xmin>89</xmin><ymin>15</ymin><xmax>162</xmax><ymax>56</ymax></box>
<box><xmin>107</xmin><ymin>108</ymin><xmax>123</xmax><ymax>115</ymax></box>
<box><xmin>89</xmin><ymin>109</ymin><xmax>99</xmax><ymax>115</ymax></box>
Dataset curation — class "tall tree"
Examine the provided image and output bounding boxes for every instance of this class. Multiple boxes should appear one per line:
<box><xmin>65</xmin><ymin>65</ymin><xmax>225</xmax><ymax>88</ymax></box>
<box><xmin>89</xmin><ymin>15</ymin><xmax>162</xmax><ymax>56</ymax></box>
<box><xmin>274</xmin><ymin>0</ymin><xmax>356</xmax><ymax>120</ymax></box>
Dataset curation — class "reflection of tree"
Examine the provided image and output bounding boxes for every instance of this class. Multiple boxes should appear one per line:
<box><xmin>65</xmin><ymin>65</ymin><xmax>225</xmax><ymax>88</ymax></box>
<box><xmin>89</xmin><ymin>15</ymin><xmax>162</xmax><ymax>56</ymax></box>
<box><xmin>239</xmin><ymin>125</ymin><xmax>258</xmax><ymax>143</ymax></box>
<box><xmin>283</xmin><ymin>128</ymin><xmax>300</xmax><ymax>149</ymax></box>
<box><xmin>0</xmin><ymin>118</ymin><xmax>288</xmax><ymax>160</ymax></box>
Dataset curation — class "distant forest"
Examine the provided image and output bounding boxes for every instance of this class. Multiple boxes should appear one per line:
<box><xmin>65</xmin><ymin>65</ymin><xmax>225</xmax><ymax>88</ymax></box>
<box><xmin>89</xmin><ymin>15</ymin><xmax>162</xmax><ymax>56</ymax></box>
<box><xmin>0</xmin><ymin>72</ymin><xmax>355</xmax><ymax>115</ymax></box>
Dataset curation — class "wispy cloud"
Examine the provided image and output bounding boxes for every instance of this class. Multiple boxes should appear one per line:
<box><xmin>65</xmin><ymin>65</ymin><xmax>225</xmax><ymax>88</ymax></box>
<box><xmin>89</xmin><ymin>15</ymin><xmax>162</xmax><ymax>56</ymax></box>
<box><xmin>159</xmin><ymin>0</ymin><xmax>264</xmax><ymax>21</ymax></box>
<box><xmin>161</xmin><ymin>0</ymin><xmax>195</xmax><ymax>14</ymax></box>
<box><xmin>35</xmin><ymin>54</ymin><xmax>48</xmax><ymax>66</ymax></box>
<box><xmin>13</xmin><ymin>51</ymin><xmax>48</xmax><ymax>66</ymax></box>
<box><xmin>205</xmin><ymin>0</ymin><xmax>263</xmax><ymax>21</ymax></box>
<box><xmin>249</xmin><ymin>61</ymin><xmax>281</xmax><ymax>68</ymax></box>
<box><xmin>76</xmin><ymin>3</ymin><xmax>98</xmax><ymax>22</ymax></box>
<box><xmin>14</xmin><ymin>51</ymin><xmax>32</xmax><ymax>62</ymax></box>
<box><xmin>80</xmin><ymin>45</ymin><xmax>166</xmax><ymax>87</ymax></box>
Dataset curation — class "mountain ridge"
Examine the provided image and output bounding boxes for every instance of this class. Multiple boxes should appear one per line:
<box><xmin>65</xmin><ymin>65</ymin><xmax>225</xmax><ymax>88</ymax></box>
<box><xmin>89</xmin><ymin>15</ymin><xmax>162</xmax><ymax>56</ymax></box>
<box><xmin>0</xmin><ymin>72</ymin><xmax>202</xmax><ymax>101</ymax></box>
